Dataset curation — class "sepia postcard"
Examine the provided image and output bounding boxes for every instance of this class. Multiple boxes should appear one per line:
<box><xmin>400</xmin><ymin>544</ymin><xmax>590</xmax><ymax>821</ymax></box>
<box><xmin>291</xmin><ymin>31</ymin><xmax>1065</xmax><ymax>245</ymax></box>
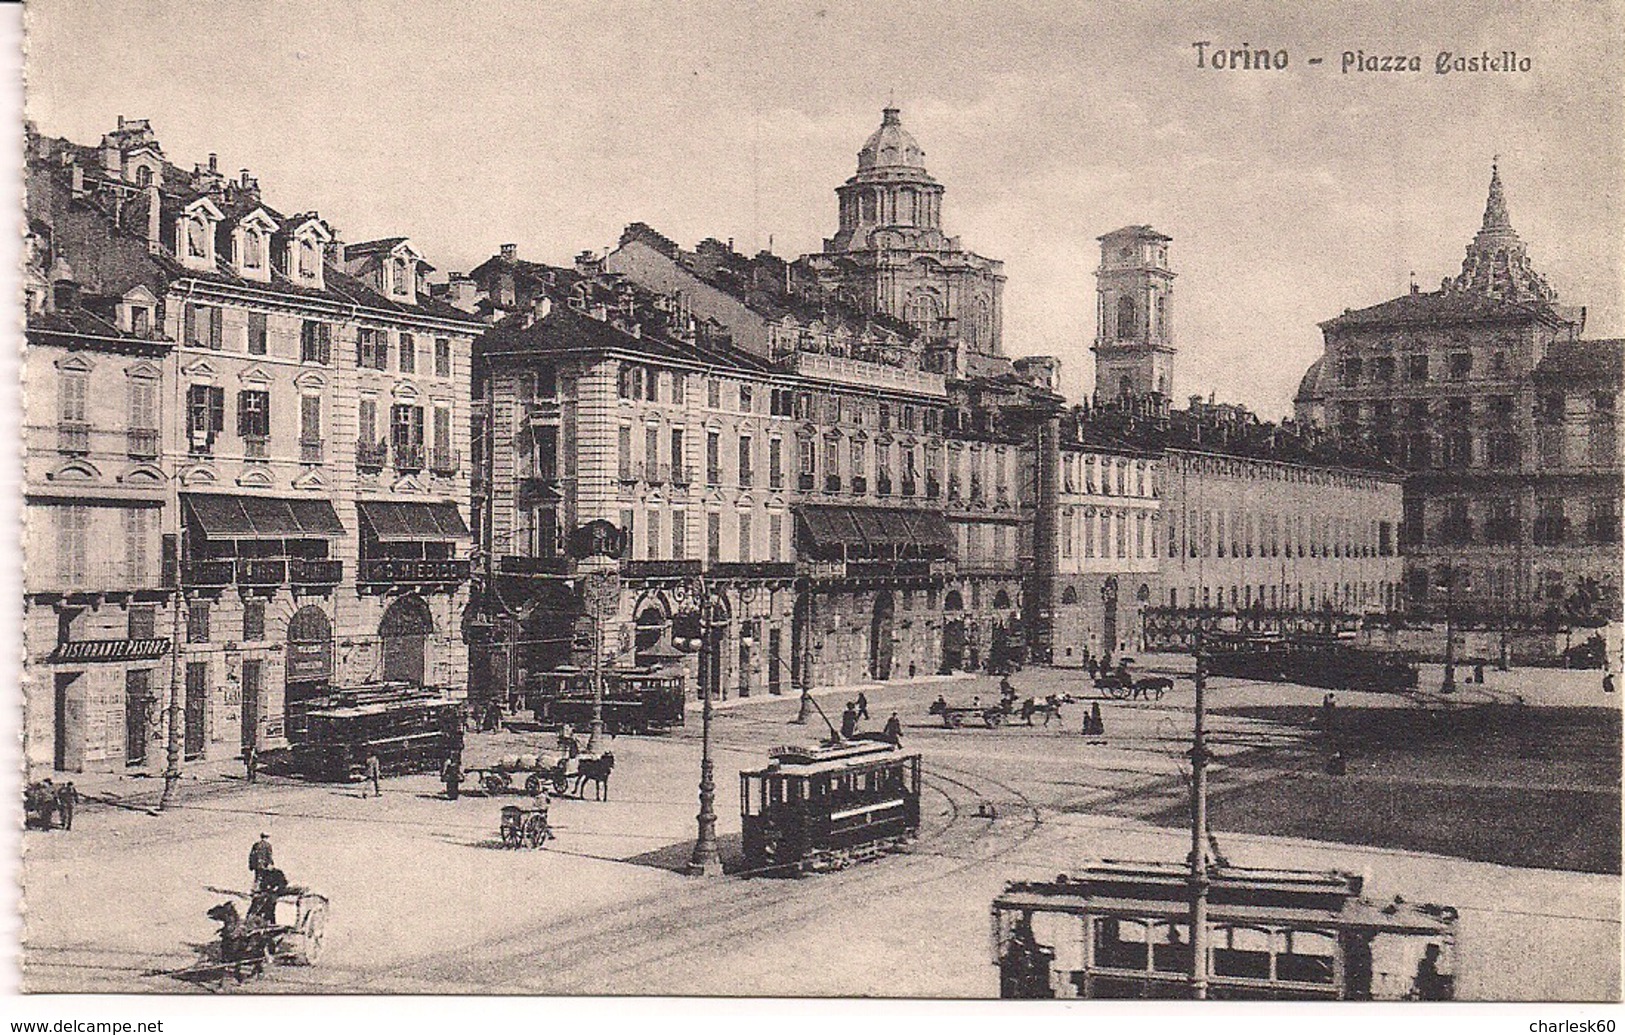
<box><xmin>9</xmin><ymin>0</ymin><xmax>1622</xmax><ymax>1021</ymax></box>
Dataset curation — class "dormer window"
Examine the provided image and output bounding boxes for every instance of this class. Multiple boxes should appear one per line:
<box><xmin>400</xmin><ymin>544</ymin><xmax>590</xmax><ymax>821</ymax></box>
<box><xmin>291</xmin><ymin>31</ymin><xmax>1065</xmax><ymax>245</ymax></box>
<box><xmin>243</xmin><ymin>228</ymin><xmax>263</xmax><ymax>269</ymax></box>
<box><xmin>393</xmin><ymin>256</ymin><xmax>410</xmax><ymax>295</ymax></box>
<box><xmin>186</xmin><ymin>216</ymin><xmax>209</xmax><ymax>258</ymax></box>
<box><xmin>298</xmin><ymin>238</ymin><xmax>318</xmax><ymax>278</ymax></box>
<box><xmin>135</xmin><ymin>166</ymin><xmax>151</xmax><ymax>188</ymax></box>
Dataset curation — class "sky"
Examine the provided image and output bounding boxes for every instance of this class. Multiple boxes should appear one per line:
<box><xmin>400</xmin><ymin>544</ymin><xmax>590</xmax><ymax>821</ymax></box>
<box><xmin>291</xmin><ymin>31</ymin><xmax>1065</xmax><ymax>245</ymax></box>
<box><xmin>22</xmin><ymin>0</ymin><xmax>1625</xmax><ymax>417</ymax></box>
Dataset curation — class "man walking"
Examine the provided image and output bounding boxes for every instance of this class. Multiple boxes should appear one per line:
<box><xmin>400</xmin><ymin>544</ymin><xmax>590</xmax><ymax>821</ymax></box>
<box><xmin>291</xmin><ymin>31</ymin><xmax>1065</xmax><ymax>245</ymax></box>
<box><xmin>856</xmin><ymin>691</ymin><xmax>870</xmax><ymax>721</ymax></box>
<box><xmin>883</xmin><ymin>711</ymin><xmax>903</xmax><ymax>746</ymax></box>
<box><xmin>364</xmin><ymin>751</ymin><xmax>382</xmax><ymax>798</ymax></box>
<box><xmin>242</xmin><ymin>743</ymin><xmax>258</xmax><ymax>785</ymax></box>
<box><xmin>55</xmin><ymin>782</ymin><xmax>78</xmax><ymax>831</ymax></box>
<box><xmin>840</xmin><ymin>702</ymin><xmax>859</xmax><ymax>739</ymax></box>
<box><xmin>249</xmin><ymin>833</ymin><xmax>274</xmax><ymax>889</ymax></box>
<box><xmin>442</xmin><ymin>753</ymin><xmax>462</xmax><ymax>801</ymax></box>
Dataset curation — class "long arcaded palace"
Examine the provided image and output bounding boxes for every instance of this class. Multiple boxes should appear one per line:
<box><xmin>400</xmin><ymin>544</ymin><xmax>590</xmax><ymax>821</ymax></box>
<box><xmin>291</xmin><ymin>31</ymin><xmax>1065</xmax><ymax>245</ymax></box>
<box><xmin>26</xmin><ymin>108</ymin><xmax>1610</xmax><ymax>771</ymax></box>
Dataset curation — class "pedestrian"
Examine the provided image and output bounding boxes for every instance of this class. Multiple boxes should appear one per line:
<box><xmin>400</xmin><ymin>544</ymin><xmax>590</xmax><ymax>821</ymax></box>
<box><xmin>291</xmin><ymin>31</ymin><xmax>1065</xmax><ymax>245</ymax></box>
<box><xmin>883</xmin><ymin>711</ymin><xmax>902</xmax><ymax>746</ymax></box>
<box><xmin>999</xmin><ymin>674</ymin><xmax>1015</xmax><ymax>702</ymax></box>
<box><xmin>840</xmin><ymin>702</ymin><xmax>859</xmax><ymax>739</ymax></box>
<box><xmin>1473</xmin><ymin>662</ymin><xmax>1485</xmax><ymax>684</ymax></box>
<box><xmin>364</xmin><ymin>751</ymin><xmax>382</xmax><ymax>798</ymax></box>
<box><xmin>558</xmin><ymin>722</ymin><xmax>576</xmax><ymax>752</ymax></box>
<box><xmin>856</xmin><ymin>691</ymin><xmax>870</xmax><ymax>721</ymax></box>
<box><xmin>33</xmin><ymin>778</ymin><xmax>56</xmax><ymax>831</ymax></box>
<box><xmin>1605</xmin><ymin>671</ymin><xmax>1617</xmax><ymax>694</ymax></box>
<box><xmin>249</xmin><ymin>832</ymin><xmax>274</xmax><ymax>889</ymax></box>
<box><xmin>1089</xmin><ymin>701</ymin><xmax>1104</xmax><ymax>737</ymax></box>
<box><xmin>441</xmin><ymin>753</ymin><xmax>462</xmax><ymax>801</ymax></box>
<box><xmin>54</xmin><ymin>781</ymin><xmax>78</xmax><ymax>831</ymax></box>
<box><xmin>242</xmin><ymin>743</ymin><xmax>258</xmax><ymax>785</ymax></box>
<box><xmin>1086</xmin><ymin>657</ymin><xmax>1099</xmax><ymax>681</ymax></box>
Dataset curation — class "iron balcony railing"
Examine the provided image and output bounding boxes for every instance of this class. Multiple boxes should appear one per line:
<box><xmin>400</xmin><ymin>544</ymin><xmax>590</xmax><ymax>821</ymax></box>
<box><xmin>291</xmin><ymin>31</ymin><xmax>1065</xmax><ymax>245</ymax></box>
<box><xmin>181</xmin><ymin>559</ymin><xmax>235</xmax><ymax>588</ymax></box>
<box><xmin>430</xmin><ymin>448</ymin><xmax>460</xmax><ymax>475</ymax></box>
<box><xmin>357</xmin><ymin>441</ymin><xmax>388</xmax><ymax>470</ymax></box>
<box><xmin>300</xmin><ymin>439</ymin><xmax>324</xmax><ymax>464</ymax></box>
<box><xmin>127</xmin><ymin>428</ymin><xmax>160</xmax><ymax>459</ymax></box>
<box><xmin>395</xmin><ymin>445</ymin><xmax>426</xmax><ymax>473</ymax></box>
<box><xmin>236</xmin><ymin>558</ymin><xmax>287</xmax><ymax>586</ymax></box>
<box><xmin>58</xmin><ymin>422</ymin><xmax>90</xmax><ymax>454</ymax></box>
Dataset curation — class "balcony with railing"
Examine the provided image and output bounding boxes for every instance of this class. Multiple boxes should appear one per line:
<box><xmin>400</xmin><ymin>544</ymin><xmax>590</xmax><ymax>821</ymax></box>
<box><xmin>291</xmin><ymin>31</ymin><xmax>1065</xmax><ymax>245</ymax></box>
<box><xmin>825</xmin><ymin>474</ymin><xmax>842</xmax><ymax>493</ymax></box>
<box><xmin>645</xmin><ymin>462</ymin><xmax>669</xmax><ymax>485</ymax></box>
<box><xmin>127</xmin><ymin>428</ymin><xmax>160</xmax><ymax>460</ymax></box>
<box><xmin>181</xmin><ymin>559</ymin><xmax>235</xmax><ymax>588</ymax></box>
<box><xmin>300</xmin><ymin>439</ymin><xmax>324</xmax><ymax>464</ymax></box>
<box><xmin>357</xmin><ymin>441</ymin><xmax>388</xmax><ymax>471</ymax></box>
<box><xmin>850</xmin><ymin>475</ymin><xmax>868</xmax><ymax>495</ymax></box>
<box><xmin>395</xmin><ymin>444</ymin><xmax>425</xmax><ymax>473</ymax></box>
<box><xmin>58</xmin><ymin>422</ymin><xmax>90</xmax><ymax>455</ymax></box>
<box><xmin>799</xmin><ymin>472</ymin><xmax>816</xmax><ymax>491</ymax></box>
<box><xmin>771</xmin><ymin>347</ymin><xmax>947</xmax><ymax>398</ymax></box>
<box><xmin>430</xmin><ymin>448</ymin><xmax>461</xmax><ymax>476</ymax></box>
<box><xmin>289</xmin><ymin>558</ymin><xmax>344</xmax><ymax>588</ymax></box>
<box><xmin>236</xmin><ymin>558</ymin><xmax>287</xmax><ymax>587</ymax></box>
<box><xmin>359</xmin><ymin>557</ymin><xmax>471</xmax><ymax>587</ymax></box>
<box><xmin>244</xmin><ymin>436</ymin><xmax>269</xmax><ymax>462</ymax></box>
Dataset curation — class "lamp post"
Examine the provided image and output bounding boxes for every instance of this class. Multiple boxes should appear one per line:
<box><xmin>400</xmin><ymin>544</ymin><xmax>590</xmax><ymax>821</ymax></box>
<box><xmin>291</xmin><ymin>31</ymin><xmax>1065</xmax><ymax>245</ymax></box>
<box><xmin>679</xmin><ymin>575</ymin><xmax>723</xmax><ymax>877</ymax></box>
<box><xmin>578</xmin><ymin>557</ymin><xmax>619</xmax><ymax>754</ymax></box>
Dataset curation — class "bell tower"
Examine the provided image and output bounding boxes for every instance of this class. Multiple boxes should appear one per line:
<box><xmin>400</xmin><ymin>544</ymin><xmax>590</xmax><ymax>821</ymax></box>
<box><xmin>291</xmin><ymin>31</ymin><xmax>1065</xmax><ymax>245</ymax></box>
<box><xmin>1092</xmin><ymin>225</ymin><xmax>1176</xmax><ymax>401</ymax></box>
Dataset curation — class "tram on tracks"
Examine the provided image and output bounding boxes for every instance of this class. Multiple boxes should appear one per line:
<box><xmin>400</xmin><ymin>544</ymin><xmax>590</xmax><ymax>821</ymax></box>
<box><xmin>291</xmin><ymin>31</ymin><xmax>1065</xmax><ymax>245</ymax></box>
<box><xmin>1205</xmin><ymin>633</ymin><xmax>1418</xmax><ymax>693</ymax></box>
<box><xmin>740</xmin><ymin>740</ymin><xmax>922</xmax><ymax>875</ymax></box>
<box><xmin>992</xmin><ymin>861</ymin><xmax>1458</xmax><ymax>1000</ymax></box>
<box><xmin>287</xmin><ymin>682</ymin><xmax>460</xmax><ymax>782</ymax></box>
<box><xmin>526</xmin><ymin>667</ymin><xmax>686</xmax><ymax>734</ymax></box>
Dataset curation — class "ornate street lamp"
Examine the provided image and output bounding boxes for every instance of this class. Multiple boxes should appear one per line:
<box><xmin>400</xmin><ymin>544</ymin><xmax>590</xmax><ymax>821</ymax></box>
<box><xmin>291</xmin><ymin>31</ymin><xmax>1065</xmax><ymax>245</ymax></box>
<box><xmin>674</xmin><ymin>575</ymin><xmax>723</xmax><ymax>876</ymax></box>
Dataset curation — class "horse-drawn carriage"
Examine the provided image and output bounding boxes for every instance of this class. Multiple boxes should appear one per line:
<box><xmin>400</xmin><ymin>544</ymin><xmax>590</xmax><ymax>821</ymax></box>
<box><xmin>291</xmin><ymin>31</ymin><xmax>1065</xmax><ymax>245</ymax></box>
<box><xmin>1093</xmin><ymin>660</ymin><xmax>1175</xmax><ymax>701</ymax></box>
<box><xmin>464</xmin><ymin>752</ymin><xmax>616</xmax><ymax>800</ymax></box>
<box><xmin>929</xmin><ymin>696</ymin><xmax>1007</xmax><ymax>729</ymax></box>
<box><xmin>204</xmin><ymin>882</ymin><xmax>328</xmax><ymax>985</ymax></box>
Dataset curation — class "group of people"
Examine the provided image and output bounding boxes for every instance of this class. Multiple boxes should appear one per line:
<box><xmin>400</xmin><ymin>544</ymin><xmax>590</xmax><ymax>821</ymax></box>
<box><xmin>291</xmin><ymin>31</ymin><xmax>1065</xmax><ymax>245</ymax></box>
<box><xmin>839</xmin><ymin>692</ymin><xmax>904</xmax><ymax>745</ymax></box>
<box><xmin>23</xmin><ymin>778</ymin><xmax>79</xmax><ymax>831</ymax></box>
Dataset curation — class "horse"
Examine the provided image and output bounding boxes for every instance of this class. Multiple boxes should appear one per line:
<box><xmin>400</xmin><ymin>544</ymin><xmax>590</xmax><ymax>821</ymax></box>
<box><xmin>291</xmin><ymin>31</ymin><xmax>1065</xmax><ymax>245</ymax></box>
<box><xmin>573</xmin><ymin>752</ymin><xmax>614</xmax><ymax>801</ymax></box>
<box><xmin>1129</xmin><ymin>676</ymin><xmax>1174</xmax><ymax>701</ymax></box>
<box><xmin>1019</xmin><ymin>696</ymin><xmax>1065</xmax><ymax>726</ymax></box>
<box><xmin>207</xmin><ymin>901</ymin><xmax>270</xmax><ymax>986</ymax></box>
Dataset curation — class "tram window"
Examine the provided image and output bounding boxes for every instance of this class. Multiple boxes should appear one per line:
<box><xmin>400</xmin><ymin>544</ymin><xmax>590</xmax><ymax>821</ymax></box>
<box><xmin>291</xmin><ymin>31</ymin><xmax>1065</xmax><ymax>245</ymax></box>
<box><xmin>1150</xmin><ymin>922</ymin><xmax>1192</xmax><ymax>974</ymax></box>
<box><xmin>1092</xmin><ymin>917</ymin><xmax>1149</xmax><ymax>970</ymax></box>
<box><xmin>1276</xmin><ymin>929</ymin><xmax>1337</xmax><ymax>984</ymax></box>
<box><xmin>1212</xmin><ymin>925</ymin><xmax>1272</xmax><ymax>980</ymax></box>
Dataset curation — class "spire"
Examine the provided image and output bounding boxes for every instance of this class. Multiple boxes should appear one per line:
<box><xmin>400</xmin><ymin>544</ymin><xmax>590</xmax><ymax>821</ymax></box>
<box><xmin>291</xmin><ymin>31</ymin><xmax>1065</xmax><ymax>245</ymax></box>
<box><xmin>1481</xmin><ymin>156</ymin><xmax>1511</xmax><ymax>231</ymax></box>
<box><xmin>1445</xmin><ymin>159</ymin><xmax>1556</xmax><ymax>304</ymax></box>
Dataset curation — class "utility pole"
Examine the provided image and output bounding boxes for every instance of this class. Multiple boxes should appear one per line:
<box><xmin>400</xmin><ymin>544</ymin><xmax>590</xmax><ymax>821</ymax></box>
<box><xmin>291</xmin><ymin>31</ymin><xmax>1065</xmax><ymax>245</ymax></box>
<box><xmin>794</xmin><ymin>585</ymin><xmax>815</xmax><ymax>724</ymax></box>
<box><xmin>1440</xmin><ymin>562</ymin><xmax>1457</xmax><ymax>693</ymax></box>
<box><xmin>160</xmin><ymin>532</ymin><xmax>184</xmax><ymax>810</ymax></box>
<box><xmin>1188</xmin><ymin>633</ymin><xmax>1210</xmax><ymax>999</ymax></box>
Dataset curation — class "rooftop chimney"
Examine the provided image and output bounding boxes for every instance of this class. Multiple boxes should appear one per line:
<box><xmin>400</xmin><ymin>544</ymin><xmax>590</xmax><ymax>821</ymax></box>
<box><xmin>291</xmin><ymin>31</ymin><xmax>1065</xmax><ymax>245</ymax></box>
<box><xmin>500</xmin><ymin>243</ymin><xmax>517</xmax><ymax>261</ymax></box>
<box><xmin>208</xmin><ymin>153</ymin><xmax>218</xmax><ymax>173</ymax></box>
<box><xmin>241</xmin><ymin>168</ymin><xmax>250</xmax><ymax>186</ymax></box>
<box><xmin>117</xmin><ymin>115</ymin><xmax>125</xmax><ymax>130</ymax></box>
<box><xmin>145</xmin><ymin>183</ymin><xmax>161</xmax><ymax>255</ymax></box>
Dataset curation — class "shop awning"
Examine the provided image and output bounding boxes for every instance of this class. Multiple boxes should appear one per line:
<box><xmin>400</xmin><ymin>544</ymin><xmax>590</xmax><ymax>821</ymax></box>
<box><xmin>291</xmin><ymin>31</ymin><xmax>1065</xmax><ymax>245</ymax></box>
<box><xmin>795</xmin><ymin>505</ymin><xmax>953</xmax><ymax>553</ymax></box>
<box><xmin>357</xmin><ymin>500</ymin><xmax>470</xmax><ymax>541</ymax></box>
<box><xmin>183</xmin><ymin>493</ymin><xmax>345</xmax><ymax>538</ymax></box>
<box><xmin>49</xmin><ymin>638</ymin><xmax>171</xmax><ymax>664</ymax></box>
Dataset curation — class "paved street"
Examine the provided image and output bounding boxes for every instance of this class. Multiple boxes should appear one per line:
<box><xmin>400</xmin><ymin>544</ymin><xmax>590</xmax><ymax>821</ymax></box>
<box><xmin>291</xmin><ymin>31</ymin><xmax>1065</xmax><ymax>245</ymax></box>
<box><xmin>22</xmin><ymin>667</ymin><xmax>1620</xmax><ymax>999</ymax></box>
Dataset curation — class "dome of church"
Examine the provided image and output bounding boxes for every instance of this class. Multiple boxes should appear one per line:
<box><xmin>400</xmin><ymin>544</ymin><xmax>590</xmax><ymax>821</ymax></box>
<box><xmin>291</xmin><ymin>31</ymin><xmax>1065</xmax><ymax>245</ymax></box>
<box><xmin>856</xmin><ymin>107</ymin><xmax>927</xmax><ymax>173</ymax></box>
<box><xmin>1294</xmin><ymin>357</ymin><xmax>1325</xmax><ymax>403</ymax></box>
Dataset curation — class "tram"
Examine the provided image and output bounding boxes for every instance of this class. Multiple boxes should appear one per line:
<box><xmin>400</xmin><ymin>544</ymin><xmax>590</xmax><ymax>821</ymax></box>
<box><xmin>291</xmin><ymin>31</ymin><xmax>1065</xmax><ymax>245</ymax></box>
<box><xmin>992</xmin><ymin>861</ymin><xmax>1458</xmax><ymax>1000</ymax></box>
<box><xmin>526</xmin><ymin>667</ymin><xmax>686</xmax><ymax>734</ymax></box>
<box><xmin>1204</xmin><ymin>633</ymin><xmax>1417</xmax><ymax>693</ymax></box>
<box><xmin>740</xmin><ymin>740</ymin><xmax>922</xmax><ymax>875</ymax></box>
<box><xmin>288</xmin><ymin>682</ymin><xmax>461</xmax><ymax>782</ymax></box>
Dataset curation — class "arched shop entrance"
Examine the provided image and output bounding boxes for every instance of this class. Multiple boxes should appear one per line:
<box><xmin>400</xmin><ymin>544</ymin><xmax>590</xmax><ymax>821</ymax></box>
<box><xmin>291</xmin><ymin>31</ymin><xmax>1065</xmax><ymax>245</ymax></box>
<box><xmin>869</xmin><ymin>591</ymin><xmax>896</xmax><ymax>681</ymax></box>
<box><xmin>941</xmin><ymin>590</ymin><xmax>965</xmax><ymax>674</ymax></box>
<box><xmin>380</xmin><ymin>595</ymin><xmax>434</xmax><ymax>685</ymax></box>
<box><xmin>286</xmin><ymin>605</ymin><xmax>334</xmax><ymax>706</ymax></box>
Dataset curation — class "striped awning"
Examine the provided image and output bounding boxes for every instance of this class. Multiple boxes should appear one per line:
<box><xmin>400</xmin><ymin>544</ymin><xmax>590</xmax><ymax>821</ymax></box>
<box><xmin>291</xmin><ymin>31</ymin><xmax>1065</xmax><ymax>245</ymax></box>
<box><xmin>795</xmin><ymin>505</ymin><xmax>952</xmax><ymax>552</ymax></box>
<box><xmin>357</xmin><ymin>500</ymin><xmax>470</xmax><ymax>541</ymax></box>
<box><xmin>49</xmin><ymin>638</ymin><xmax>171</xmax><ymax>664</ymax></box>
<box><xmin>183</xmin><ymin>493</ymin><xmax>345</xmax><ymax>538</ymax></box>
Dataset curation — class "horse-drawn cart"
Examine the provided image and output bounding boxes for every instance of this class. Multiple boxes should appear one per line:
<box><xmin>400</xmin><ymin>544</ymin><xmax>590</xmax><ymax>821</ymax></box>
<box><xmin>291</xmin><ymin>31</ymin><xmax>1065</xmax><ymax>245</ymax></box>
<box><xmin>928</xmin><ymin>698</ymin><xmax>1007</xmax><ymax>729</ymax></box>
<box><xmin>499</xmin><ymin>804</ymin><xmax>553</xmax><ymax>849</ymax></box>
<box><xmin>465</xmin><ymin>752</ymin><xmax>616</xmax><ymax>800</ymax></box>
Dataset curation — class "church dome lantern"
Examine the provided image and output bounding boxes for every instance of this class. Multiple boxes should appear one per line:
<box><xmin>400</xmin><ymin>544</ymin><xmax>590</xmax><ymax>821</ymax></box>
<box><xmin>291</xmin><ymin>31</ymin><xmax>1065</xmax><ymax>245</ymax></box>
<box><xmin>857</xmin><ymin>107</ymin><xmax>928</xmax><ymax>173</ymax></box>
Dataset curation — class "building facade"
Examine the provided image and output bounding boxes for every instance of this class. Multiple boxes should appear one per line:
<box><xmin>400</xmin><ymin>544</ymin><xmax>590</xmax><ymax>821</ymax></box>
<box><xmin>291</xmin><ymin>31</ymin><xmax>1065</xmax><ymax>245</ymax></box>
<box><xmin>24</xmin><ymin>119</ymin><xmax>481</xmax><ymax>775</ymax></box>
<box><xmin>1297</xmin><ymin>164</ymin><xmax>1623</xmax><ymax>621</ymax></box>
